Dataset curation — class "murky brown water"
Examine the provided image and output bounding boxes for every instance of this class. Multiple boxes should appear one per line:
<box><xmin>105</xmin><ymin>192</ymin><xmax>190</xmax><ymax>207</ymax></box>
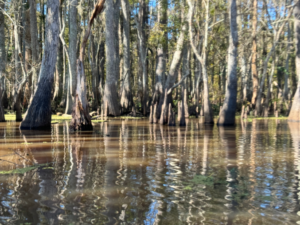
<box><xmin>0</xmin><ymin>119</ymin><xmax>299</xmax><ymax>224</ymax></box>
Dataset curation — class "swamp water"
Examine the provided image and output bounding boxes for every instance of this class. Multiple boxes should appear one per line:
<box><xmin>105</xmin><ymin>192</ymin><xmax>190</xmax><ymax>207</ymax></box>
<box><xmin>0</xmin><ymin>119</ymin><xmax>299</xmax><ymax>224</ymax></box>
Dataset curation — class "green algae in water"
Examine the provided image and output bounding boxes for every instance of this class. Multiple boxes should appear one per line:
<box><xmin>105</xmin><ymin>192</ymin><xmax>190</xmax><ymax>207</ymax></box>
<box><xmin>0</xmin><ymin>164</ymin><xmax>51</xmax><ymax>175</ymax></box>
<box><xmin>0</xmin><ymin>166</ymin><xmax>38</xmax><ymax>175</ymax></box>
<box><xmin>184</xmin><ymin>175</ymin><xmax>215</xmax><ymax>190</ymax></box>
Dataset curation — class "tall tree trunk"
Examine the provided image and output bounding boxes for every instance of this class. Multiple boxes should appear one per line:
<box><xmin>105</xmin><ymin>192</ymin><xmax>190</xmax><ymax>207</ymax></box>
<box><xmin>284</xmin><ymin>21</ymin><xmax>292</xmax><ymax>103</ymax></box>
<box><xmin>120</xmin><ymin>0</ymin><xmax>133</xmax><ymax>112</ymax></box>
<box><xmin>29</xmin><ymin>0</ymin><xmax>40</xmax><ymax>95</ymax></box>
<box><xmin>158</xmin><ymin>11</ymin><xmax>189</xmax><ymax>124</ymax></box>
<box><xmin>154</xmin><ymin>0</ymin><xmax>167</xmax><ymax>115</ymax></box>
<box><xmin>20</xmin><ymin>0</ymin><xmax>60</xmax><ymax>130</ymax></box>
<box><xmin>90</xmin><ymin>33</ymin><xmax>99</xmax><ymax>110</ymax></box>
<box><xmin>13</xmin><ymin>0</ymin><xmax>23</xmax><ymax>122</ymax></box>
<box><xmin>188</xmin><ymin>0</ymin><xmax>213</xmax><ymax>124</ymax></box>
<box><xmin>217</xmin><ymin>0</ymin><xmax>238</xmax><ymax>126</ymax></box>
<box><xmin>136</xmin><ymin>0</ymin><xmax>148</xmax><ymax>116</ymax></box>
<box><xmin>181</xmin><ymin>44</ymin><xmax>190</xmax><ymax>118</ymax></box>
<box><xmin>0</xmin><ymin>0</ymin><xmax>6</xmax><ymax>122</ymax></box>
<box><xmin>288</xmin><ymin>1</ymin><xmax>300</xmax><ymax>121</ymax></box>
<box><xmin>53</xmin><ymin>5</ymin><xmax>63</xmax><ymax>104</ymax></box>
<box><xmin>66</xmin><ymin>0</ymin><xmax>78</xmax><ymax>114</ymax></box>
<box><xmin>70</xmin><ymin>0</ymin><xmax>105</xmax><ymax>131</ymax></box>
<box><xmin>103</xmin><ymin>0</ymin><xmax>121</xmax><ymax>116</ymax></box>
<box><xmin>251</xmin><ymin>0</ymin><xmax>258</xmax><ymax>107</ymax></box>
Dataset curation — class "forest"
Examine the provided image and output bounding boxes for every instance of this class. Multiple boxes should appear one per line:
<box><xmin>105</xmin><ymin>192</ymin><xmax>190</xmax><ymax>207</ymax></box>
<box><xmin>0</xmin><ymin>0</ymin><xmax>299</xmax><ymax>130</ymax></box>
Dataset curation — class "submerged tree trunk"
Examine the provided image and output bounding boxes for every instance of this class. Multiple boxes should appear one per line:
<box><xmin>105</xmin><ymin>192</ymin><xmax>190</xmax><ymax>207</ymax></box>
<box><xmin>217</xmin><ymin>0</ymin><xmax>238</xmax><ymax>126</ymax></box>
<box><xmin>70</xmin><ymin>0</ymin><xmax>105</xmax><ymax>131</ymax></box>
<box><xmin>0</xmin><ymin>0</ymin><xmax>5</xmax><ymax>122</ymax></box>
<box><xmin>120</xmin><ymin>0</ymin><xmax>133</xmax><ymax>112</ymax></box>
<box><xmin>103</xmin><ymin>0</ymin><xmax>120</xmax><ymax>116</ymax></box>
<box><xmin>20</xmin><ymin>0</ymin><xmax>59</xmax><ymax>130</ymax></box>
<box><xmin>288</xmin><ymin>1</ymin><xmax>300</xmax><ymax>121</ymax></box>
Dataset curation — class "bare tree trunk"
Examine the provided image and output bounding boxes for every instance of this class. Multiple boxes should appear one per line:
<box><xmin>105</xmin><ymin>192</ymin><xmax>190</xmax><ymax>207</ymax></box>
<box><xmin>217</xmin><ymin>0</ymin><xmax>238</xmax><ymax>126</ymax></box>
<box><xmin>120</xmin><ymin>0</ymin><xmax>133</xmax><ymax>112</ymax></box>
<box><xmin>0</xmin><ymin>0</ymin><xmax>5</xmax><ymax>122</ymax></box>
<box><xmin>20</xmin><ymin>0</ymin><xmax>59</xmax><ymax>130</ymax></box>
<box><xmin>251</xmin><ymin>0</ymin><xmax>258</xmax><ymax>107</ymax></box>
<box><xmin>53</xmin><ymin>5</ymin><xmax>63</xmax><ymax>104</ymax></box>
<box><xmin>29</xmin><ymin>0</ymin><xmax>39</xmax><ymax>95</ymax></box>
<box><xmin>90</xmin><ymin>33</ymin><xmax>99</xmax><ymax>110</ymax></box>
<box><xmin>289</xmin><ymin>1</ymin><xmax>300</xmax><ymax>121</ymax></box>
<box><xmin>284</xmin><ymin>21</ymin><xmax>292</xmax><ymax>103</ymax></box>
<box><xmin>65</xmin><ymin>0</ymin><xmax>78</xmax><ymax>114</ymax></box>
<box><xmin>0</xmin><ymin>0</ymin><xmax>6</xmax><ymax>122</ymax></box>
<box><xmin>255</xmin><ymin>9</ymin><xmax>293</xmax><ymax>116</ymax></box>
<box><xmin>154</xmin><ymin>0</ymin><xmax>167</xmax><ymax>112</ymax></box>
<box><xmin>188</xmin><ymin>0</ymin><xmax>213</xmax><ymax>124</ymax></box>
<box><xmin>264</xmin><ymin>54</ymin><xmax>277</xmax><ymax>117</ymax></box>
<box><xmin>159</xmin><ymin>16</ymin><xmax>187</xmax><ymax>123</ymax></box>
<box><xmin>70</xmin><ymin>0</ymin><xmax>105</xmax><ymax>131</ymax></box>
<box><xmin>103</xmin><ymin>0</ymin><xmax>121</xmax><ymax>116</ymax></box>
<box><xmin>181</xmin><ymin>45</ymin><xmax>190</xmax><ymax>118</ymax></box>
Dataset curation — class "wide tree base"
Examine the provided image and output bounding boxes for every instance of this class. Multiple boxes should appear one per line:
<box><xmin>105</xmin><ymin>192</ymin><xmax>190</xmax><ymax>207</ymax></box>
<box><xmin>69</xmin><ymin>96</ymin><xmax>93</xmax><ymax>131</ymax></box>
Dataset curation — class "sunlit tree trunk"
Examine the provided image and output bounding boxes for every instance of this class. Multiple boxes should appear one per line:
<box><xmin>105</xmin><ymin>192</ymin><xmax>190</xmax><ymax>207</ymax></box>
<box><xmin>217</xmin><ymin>0</ymin><xmax>238</xmax><ymax>126</ymax></box>
<box><xmin>154</xmin><ymin>0</ymin><xmax>167</xmax><ymax>115</ymax></box>
<box><xmin>20</xmin><ymin>0</ymin><xmax>60</xmax><ymax>130</ymax></box>
<box><xmin>0</xmin><ymin>0</ymin><xmax>5</xmax><ymax>122</ymax></box>
<box><xmin>251</xmin><ymin>0</ymin><xmax>258</xmax><ymax>107</ymax></box>
<box><xmin>103</xmin><ymin>0</ymin><xmax>121</xmax><ymax>116</ymax></box>
<box><xmin>289</xmin><ymin>1</ymin><xmax>300</xmax><ymax>121</ymax></box>
<box><xmin>29</xmin><ymin>0</ymin><xmax>39</xmax><ymax>95</ymax></box>
<box><xmin>65</xmin><ymin>0</ymin><xmax>78</xmax><ymax>114</ymax></box>
<box><xmin>120</xmin><ymin>0</ymin><xmax>133</xmax><ymax>112</ymax></box>
<box><xmin>188</xmin><ymin>0</ymin><xmax>214</xmax><ymax>124</ymax></box>
<box><xmin>70</xmin><ymin>0</ymin><xmax>105</xmax><ymax>131</ymax></box>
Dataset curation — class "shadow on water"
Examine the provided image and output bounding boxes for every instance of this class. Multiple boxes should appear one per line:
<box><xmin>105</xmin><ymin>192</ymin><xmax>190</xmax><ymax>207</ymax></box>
<box><xmin>0</xmin><ymin>119</ymin><xmax>299</xmax><ymax>224</ymax></box>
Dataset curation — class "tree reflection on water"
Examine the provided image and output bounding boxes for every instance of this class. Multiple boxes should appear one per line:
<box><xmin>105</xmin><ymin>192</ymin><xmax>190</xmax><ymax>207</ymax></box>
<box><xmin>0</xmin><ymin>119</ymin><xmax>299</xmax><ymax>224</ymax></box>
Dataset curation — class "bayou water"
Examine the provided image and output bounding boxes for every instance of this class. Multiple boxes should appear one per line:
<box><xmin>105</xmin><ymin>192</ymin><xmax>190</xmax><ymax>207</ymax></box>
<box><xmin>0</xmin><ymin>119</ymin><xmax>299</xmax><ymax>224</ymax></box>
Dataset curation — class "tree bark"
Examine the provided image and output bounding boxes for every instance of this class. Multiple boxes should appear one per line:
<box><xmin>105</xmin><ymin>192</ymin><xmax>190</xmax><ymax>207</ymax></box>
<box><xmin>70</xmin><ymin>0</ymin><xmax>106</xmax><ymax>131</ymax></box>
<box><xmin>0</xmin><ymin>0</ymin><xmax>5</xmax><ymax>122</ymax></box>
<box><xmin>188</xmin><ymin>0</ymin><xmax>214</xmax><ymax>124</ymax></box>
<box><xmin>159</xmin><ymin>10</ymin><xmax>189</xmax><ymax>121</ymax></box>
<box><xmin>217</xmin><ymin>0</ymin><xmax>238</xmax><ymax>126</ymax></box>
<box><xmin>120</xmin><ymin>0</ymin><xmax>133</xmax><ymax>112</ymax></box>
<box><xmin>289</xmin><ymin>1</ymin><xmax>300</xmax><ymax>121</ymax></box>
<box><xmin>154</xmin><ymin>0</ymin><xmax>167</xmax><ymax>112</ymax></box>
<box><xmin>255</xmin><ymin>9</ymin><xmax>293</xmax><ymax>116</ymax></box>
<box><xmin>103</xmin><ymin>0</ymin><xmax>121</xmax><ymax>116</ymax></box>
<box><xmin>20</xmin><ymin>0</ymin><xmax>60</xmax><ymax>130</ymax></box>
<box><xmin>65</xmin><ymin>0</ymin><xmax>78</xmax><ymax>114</ymax></box>
<box><xmin>29</xmin><ymin>0</ymin><xmax>40</xmax><ymax>95</ymax></box>
<box><xmin>251</xmin><ymin>0</ymin><xmax>258</xmax><ymax>107</ymax></box>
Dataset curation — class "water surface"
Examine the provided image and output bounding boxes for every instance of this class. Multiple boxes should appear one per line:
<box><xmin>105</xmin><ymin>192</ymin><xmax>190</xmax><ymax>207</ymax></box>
<box><xmin>0</xmin><ymin>119</ymin><xmax>299</xmax><ymax>224</ymax></box>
